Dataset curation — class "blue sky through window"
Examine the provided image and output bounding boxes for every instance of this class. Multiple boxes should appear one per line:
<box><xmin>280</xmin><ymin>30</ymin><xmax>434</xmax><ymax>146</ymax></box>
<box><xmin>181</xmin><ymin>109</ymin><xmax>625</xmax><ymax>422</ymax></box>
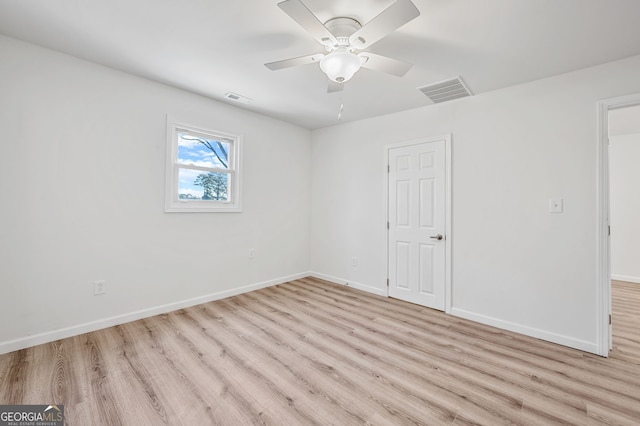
<box><xmin>177</xmin><ymin>133</ymin><xmax>230</xmax><ymax>200</ymax></box>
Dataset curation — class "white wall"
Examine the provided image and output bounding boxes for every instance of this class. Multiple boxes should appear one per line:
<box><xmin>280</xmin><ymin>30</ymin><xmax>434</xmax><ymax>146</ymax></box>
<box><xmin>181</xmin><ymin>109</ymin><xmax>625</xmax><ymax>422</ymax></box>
<box><xmin>3</xmin><ymin>32</ymin><xmax>640</xmax><ymax>357</ymax></box>
<box><xmin>610</xmin><ymin>132</ymin><xmax>640</xmax><ymax>283</ymax></box>
<box><xmin>310</xmin><ymin>55</ymin><xmax>640</xmax><ymax>354</ymax></box>
<box><xmin>0</xmin><ymin>35</ymin><xmax>311</xmax><ymax>352</ymax></box>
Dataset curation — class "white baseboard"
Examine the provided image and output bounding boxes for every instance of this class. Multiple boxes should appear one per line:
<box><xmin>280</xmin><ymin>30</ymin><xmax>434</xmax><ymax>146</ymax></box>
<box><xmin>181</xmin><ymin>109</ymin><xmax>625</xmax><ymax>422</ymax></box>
<box><xmin>611</xmin><ymin>274</ymin><xmax>640</xmax><ymax>284</ymax></box>
<box><xmin>308</xmin><ymin>271</ymin><xmax>387</xmax><ymax>296</ymax></box>
<box><xmin>3</xmin><ymin>272</ymin><xmax>603</xmax><ymax>357</ymax></box>
<box><xmin>308</xmin><ymin>273</ymin><xmax>601</xmax><ymax>354</ymax></box>
<box><xmin>450</xmin><ymin>307</ymin><xmax>600</xmax><ymax>355</ymax></box>
<box><xmin>0</xmin><ymin>272</ymin><xmax>310</xmax><ymax>355</ymax></box>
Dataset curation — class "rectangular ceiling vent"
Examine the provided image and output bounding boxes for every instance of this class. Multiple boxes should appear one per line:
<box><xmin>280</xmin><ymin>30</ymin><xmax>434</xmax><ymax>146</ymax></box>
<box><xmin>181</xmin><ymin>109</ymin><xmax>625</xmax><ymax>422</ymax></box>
<box><xmin>418</xmin><ymin>77</ymin><xmax>473</xmax><ymax>104</ymax></box>
<box><xmin>224</xmin><ymin>92</ymin><xmax>252</xmax><ymax>104</ymax></box>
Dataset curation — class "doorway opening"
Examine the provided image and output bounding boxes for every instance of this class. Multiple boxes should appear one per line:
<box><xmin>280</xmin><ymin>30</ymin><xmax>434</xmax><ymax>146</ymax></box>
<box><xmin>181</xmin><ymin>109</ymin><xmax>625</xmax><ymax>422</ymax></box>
<box><xmin>607</xmin><ymin>104</ymin><xmax>640</xmax><ymax>362</ymax></box>
<box><xmin>597</xmin><ymin>93</ymin><xmax>640</xmax><ymax>356</ymax></box>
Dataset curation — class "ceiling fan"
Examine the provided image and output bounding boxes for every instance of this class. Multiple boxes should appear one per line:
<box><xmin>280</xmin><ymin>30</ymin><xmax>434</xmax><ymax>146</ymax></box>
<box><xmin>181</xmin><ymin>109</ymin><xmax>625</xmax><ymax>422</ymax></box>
<box><xmin>265</xmin><ymin>0</ymin><xmax>420</xmax><ymax>90</ymax></box>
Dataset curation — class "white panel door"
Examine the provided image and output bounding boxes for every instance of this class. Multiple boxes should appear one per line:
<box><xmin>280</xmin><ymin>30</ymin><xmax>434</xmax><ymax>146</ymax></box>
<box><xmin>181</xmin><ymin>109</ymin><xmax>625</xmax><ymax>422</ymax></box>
<box><xmin>388</xmin><ymin>140</ymin><xmax>446</xmax><ymax>310</ymax></box>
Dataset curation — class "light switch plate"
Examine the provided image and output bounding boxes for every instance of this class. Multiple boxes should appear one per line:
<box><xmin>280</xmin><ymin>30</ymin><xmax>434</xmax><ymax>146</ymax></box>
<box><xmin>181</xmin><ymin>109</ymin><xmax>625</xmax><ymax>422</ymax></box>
<box><xmin>549</xmin><ymin>198</ymin><xmax>563</xmax><ymax>213</ymax></box>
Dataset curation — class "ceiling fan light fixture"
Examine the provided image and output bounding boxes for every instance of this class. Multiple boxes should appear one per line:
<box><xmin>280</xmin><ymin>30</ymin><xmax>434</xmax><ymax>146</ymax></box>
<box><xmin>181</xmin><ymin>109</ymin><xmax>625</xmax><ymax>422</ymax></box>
<box><xmin>319</xmin><ymin>48</ymin><xmax>363</xmax><ymax>83</ymax></box>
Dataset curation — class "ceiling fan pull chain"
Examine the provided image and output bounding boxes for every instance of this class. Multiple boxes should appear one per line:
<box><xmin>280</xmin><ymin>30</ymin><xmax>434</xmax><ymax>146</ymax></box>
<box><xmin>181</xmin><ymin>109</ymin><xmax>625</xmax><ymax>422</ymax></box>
<box><xmin>338</xmin><ymin>87</ymin><xmax>344</xmax><ymax>120</ymax></box>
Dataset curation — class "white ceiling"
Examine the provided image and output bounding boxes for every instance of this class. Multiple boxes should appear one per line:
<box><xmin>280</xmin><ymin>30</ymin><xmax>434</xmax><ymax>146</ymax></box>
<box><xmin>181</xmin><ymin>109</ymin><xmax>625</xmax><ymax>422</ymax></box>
<box><xmin>1</xmin><ymin>0</ymin><xmax>640</xmax><ymax>129</ymax></box>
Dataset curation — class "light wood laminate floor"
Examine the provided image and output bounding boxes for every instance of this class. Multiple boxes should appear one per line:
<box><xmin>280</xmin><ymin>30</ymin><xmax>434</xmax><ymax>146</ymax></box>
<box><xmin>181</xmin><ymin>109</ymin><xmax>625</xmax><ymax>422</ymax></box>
<box><xmin>1</xmin><ymin>278</ymin><xmax>639</xmax><ymax>425</ymax></box>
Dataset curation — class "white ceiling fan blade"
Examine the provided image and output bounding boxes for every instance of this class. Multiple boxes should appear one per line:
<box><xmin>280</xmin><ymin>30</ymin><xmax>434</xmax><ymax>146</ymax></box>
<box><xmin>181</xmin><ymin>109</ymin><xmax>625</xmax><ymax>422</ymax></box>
<box><xmin>327</xmin><ymin>80</ymin><xmax>343</xmax><ymax>93</ymax></box>
<box><xmin>278</xmin><ymin>0</ymin><xmax>338</xmax><ymax>46</ymax></box>
<box><xmin>349</xmin><ymin>0</ymin><xmax>420</xmax><ymax>49</ymax></box>
<box><xmin>265</xmin><ymin>53</ymin><xmax>325</xmax><ymax>70</ymax></box>
<box><xmin>359</xmin><ymin>52</ymin><xmax>412</xmax><ymax>77</ymax></box>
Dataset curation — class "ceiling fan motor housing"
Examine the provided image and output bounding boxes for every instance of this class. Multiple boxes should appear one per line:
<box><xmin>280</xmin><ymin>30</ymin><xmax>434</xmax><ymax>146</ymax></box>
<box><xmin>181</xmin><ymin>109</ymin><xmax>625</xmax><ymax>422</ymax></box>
<box><xmin>319</xmin><ymin>17</ymin><xmax>365</xmax><ymax>82</ymax></box>
<box><xmin>324</xmin><ymin>17</ymin><xmax>362</xmax><ymax>47</ymax></box>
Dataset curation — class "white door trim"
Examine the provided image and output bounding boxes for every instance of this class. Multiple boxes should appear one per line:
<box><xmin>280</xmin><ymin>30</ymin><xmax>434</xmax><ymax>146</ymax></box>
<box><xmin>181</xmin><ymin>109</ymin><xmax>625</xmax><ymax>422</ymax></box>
<box><xmin>596</xmin><ymin>92</ymin><xmax>640</xmax><ymax>357</ymax></box>
<box><xmin>384</xmin><ymin>135</ymin><xmax>452</xmax><ymax>313</ymax></box>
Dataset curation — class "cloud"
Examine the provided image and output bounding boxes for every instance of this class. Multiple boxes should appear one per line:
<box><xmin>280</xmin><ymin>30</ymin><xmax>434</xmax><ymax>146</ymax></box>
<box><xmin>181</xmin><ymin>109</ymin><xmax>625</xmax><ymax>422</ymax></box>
<box><xmin>178</xmin><ymin>168</ymin><xmax>203</xmax><ymax>183</ymax></box>
<box><xmin>193</xmin><ymin>149</ymin><xmax>212</xmax><ymax>158</ymax></box>
<box><xmin>178</xmin><ymin>135</ymin><xmax>202</xmax><ymax>148</ymax></box>
<box><xmin>177</xmin><ymin>159</ymin><xmax>217</xmax><ymax>168</ymax></box>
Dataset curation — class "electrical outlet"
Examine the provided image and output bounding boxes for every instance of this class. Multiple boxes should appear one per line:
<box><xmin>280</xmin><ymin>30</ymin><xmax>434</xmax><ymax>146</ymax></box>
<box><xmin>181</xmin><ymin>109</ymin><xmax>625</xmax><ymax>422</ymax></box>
<box><xmin>351</xmin><ymin>257</ymin><xmax>358</xmax><ymax>267</ymax></box>
<box><xmin>94</xmin><ymin>280</ymin><xmax>106</xmax><ymax>296</ymax></box>
<box><xmin>249</xmin><ymin>249</ymin><xmax>256</xmax><ymax>260</ymax></box>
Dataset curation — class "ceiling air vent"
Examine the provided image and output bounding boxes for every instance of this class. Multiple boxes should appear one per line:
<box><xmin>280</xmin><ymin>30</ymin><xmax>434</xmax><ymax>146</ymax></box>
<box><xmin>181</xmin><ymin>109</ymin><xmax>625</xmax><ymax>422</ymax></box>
<box><xmin>418</xmin><ymin>77</ymin><xmax>472</xmax><ymax>104</ymax></box>
<box><xmin>224</xmin><ymin>92</ymin><xmax>252</xmax><ymax>104</ymax></box>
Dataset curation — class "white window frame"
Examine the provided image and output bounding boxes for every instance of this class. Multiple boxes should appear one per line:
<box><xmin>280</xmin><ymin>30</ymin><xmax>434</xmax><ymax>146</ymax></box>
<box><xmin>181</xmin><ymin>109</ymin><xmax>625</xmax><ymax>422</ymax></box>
<box><xmin>165</xmin><ymin>116</ymin><xmax>242</xmax><ymax>212</ymax></box>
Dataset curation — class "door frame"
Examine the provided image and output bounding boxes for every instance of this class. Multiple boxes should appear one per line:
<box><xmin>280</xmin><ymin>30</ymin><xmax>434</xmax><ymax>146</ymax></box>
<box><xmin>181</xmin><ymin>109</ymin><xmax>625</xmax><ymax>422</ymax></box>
<box><xmin>596</xmin><ymin>92</ymin><xmax>640</xmax><ymax>356</ymax></box>
<box><xmin>384</xmin><ymin>135</ymin><xmax>453</xmax><ymax>313</ymax></box>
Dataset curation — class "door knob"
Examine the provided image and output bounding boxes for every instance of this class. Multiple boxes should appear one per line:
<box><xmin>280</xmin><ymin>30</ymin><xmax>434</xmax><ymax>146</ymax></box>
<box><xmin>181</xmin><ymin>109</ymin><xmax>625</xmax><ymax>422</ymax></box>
<box><xmin>430</xmin><ymin>234</ymin><xmax>444</xmax><ymax>241</ymax></box>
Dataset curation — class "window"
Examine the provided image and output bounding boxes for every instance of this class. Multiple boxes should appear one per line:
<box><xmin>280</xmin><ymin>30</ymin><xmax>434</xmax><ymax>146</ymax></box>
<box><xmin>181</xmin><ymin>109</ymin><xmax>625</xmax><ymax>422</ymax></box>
<box><xmin>165</xmin><ymin>117</ymin><xmax>242</xmax><ymax>212</ymax></box>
